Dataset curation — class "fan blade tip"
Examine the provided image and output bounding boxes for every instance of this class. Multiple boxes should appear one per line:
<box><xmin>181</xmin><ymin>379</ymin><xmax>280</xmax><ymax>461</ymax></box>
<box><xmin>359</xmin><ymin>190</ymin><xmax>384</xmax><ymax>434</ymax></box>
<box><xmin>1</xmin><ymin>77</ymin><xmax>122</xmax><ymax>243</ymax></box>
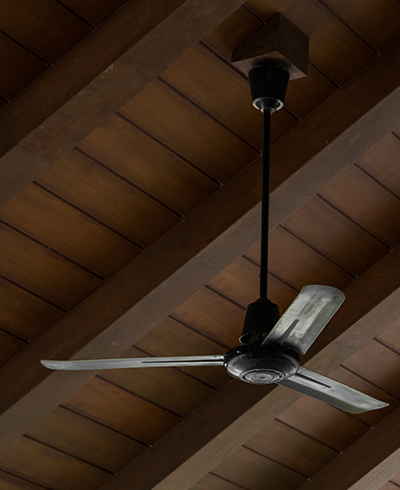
<box><xmin>347</xmin><ymin>401</ymin><xmax>389</xmax><ymax>414</ymax></box>
<box><xmin>41</xmin><ymin>360</ymin><xmax>58</xmax><ymax>370</ymax></box>
<box><xmin>41</xmin><ymin>359</ymin><xmax>77</xmax><ymax>371</ymax></box>
<box><xmin>305</xmin><ymin>284</ymin><xmax>345</xmax><ymax>298</ymax></box>
<box><xmin>367</xmin><ymin>400</ymin><xmax>390</xmax><ymax>412</ymax></box>
<box><xmin>282</xmin><ymin>368</ymin><xmax>390</xmax><ymax>414</ymax></box>
<box><xmin>264</xmin><ymin>284</ymin><xmax>346</xmax><ymax>352</ymax></box>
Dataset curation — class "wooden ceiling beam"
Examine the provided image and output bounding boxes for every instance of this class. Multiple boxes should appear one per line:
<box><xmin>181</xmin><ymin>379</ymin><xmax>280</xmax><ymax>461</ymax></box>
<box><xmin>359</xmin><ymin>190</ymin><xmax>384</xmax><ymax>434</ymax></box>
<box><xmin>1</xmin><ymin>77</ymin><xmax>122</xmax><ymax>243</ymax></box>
<box><xmin>294</xmin><ymin>405</ymin><xmax>400</xmax><ymax>490</ymax></box>
<box><xmin>95</xmin><ymin>242</ymin><xmax>400</xmax><ymax>490</ymax></box>
<box><xmin>0</xmin><ymin>0</ymin><xmax>247</xmax><ymax>209</ymax></box>
<box><xmin>1</xmin><ymin>35</ymin><xmax>400</xmax><ymax>456</ymax></box>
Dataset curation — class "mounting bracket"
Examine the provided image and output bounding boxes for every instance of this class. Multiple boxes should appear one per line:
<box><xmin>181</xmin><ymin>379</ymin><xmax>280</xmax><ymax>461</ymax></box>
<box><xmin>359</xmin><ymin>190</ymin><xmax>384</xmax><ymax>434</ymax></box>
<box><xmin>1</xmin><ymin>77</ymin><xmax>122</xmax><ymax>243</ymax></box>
<box><xmin>231</xmin><ymin>13</ymin><xmax>309</xmax><ymax>81</ymax></box>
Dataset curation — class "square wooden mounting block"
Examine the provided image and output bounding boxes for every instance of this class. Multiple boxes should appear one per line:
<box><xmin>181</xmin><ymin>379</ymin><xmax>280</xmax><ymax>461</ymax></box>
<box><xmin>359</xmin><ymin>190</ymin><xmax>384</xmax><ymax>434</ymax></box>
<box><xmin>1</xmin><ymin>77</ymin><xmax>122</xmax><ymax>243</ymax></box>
<box><xmin>231</xmin><ymin>14</ymin><xmax>309</xmax><ymax>80</ymax></box>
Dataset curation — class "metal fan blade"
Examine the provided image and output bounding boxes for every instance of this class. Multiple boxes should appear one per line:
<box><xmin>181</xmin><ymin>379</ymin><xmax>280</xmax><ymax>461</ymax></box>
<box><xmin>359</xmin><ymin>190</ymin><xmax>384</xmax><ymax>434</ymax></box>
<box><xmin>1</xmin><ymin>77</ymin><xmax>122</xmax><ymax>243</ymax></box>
<box><xmin>278</xmin><ymin>367</ymin><xmax>388</xmax><ymax>413</ymax></box>
<box><xmin>262</xmin><ymin>285</ymin><xmax>345</xmax><ymax>354</ymax></box>
<box><xmin>41</xmin><ymin>354</ymin><xmax>225</xmax><ymax>371</ymax></box>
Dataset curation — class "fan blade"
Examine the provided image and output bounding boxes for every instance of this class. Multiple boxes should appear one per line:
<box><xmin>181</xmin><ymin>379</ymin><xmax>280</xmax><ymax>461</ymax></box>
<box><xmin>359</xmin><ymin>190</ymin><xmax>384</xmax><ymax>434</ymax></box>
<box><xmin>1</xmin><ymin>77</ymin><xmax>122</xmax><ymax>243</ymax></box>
<box><xmin>278</xmin><ymin>367</ymin><xmax>388</xmax><ymax>413</ymax></box>
<box><xmin>263</xmin><ymin>285</ymin><xmax>345</xmax><ymax>354</ymax></box>
<box><xmin>41</xmin><ymin>355</ymin><xmax>225</xmax><ymax>371</ymax></box>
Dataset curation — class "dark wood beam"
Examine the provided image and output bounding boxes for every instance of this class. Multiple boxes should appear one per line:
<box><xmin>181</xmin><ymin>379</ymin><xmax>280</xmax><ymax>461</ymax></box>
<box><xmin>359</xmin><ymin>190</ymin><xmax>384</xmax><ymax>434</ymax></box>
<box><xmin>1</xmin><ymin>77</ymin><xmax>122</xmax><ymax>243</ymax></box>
<box><xmin>1</xmin><ymin>35</ymin><xmax>400</xmax><ymax>456</ymax></box>
<box><xmin>295</xmin><ymin>405</ymin><xmax>400</xmax><ymax>490</ymax></box>
<box><xmin>0</xmin><ymin>0</ymin><xmax>247</xmax><ymax>208</ymax></box>
<box><xmin>95</xmin><ymin>242</ymin><xmax>400</xmax><ymax>490</ymax></box>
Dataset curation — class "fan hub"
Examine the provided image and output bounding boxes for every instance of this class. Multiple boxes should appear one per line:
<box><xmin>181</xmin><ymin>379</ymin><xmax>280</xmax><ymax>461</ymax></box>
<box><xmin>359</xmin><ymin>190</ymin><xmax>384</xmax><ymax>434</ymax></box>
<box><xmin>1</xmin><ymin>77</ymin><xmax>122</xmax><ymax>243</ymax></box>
<box><xmin>243</xmin><ymin>369</ymin><xmax>283</xmax><ymax>383</ymax></box>
<box><xmin>224</xmin><ymin>344</ymin><xmax>300</xmax><ymax>385</ymax></box>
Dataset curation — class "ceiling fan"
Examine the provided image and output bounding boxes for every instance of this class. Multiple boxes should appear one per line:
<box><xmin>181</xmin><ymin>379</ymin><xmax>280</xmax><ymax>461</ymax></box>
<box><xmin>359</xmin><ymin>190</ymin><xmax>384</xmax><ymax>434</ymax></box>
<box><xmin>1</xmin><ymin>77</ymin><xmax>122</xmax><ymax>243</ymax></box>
<box><xmin>42</xmin><ymin>63</ymin><xmax>388</xmax><ymax>414</ymax></box>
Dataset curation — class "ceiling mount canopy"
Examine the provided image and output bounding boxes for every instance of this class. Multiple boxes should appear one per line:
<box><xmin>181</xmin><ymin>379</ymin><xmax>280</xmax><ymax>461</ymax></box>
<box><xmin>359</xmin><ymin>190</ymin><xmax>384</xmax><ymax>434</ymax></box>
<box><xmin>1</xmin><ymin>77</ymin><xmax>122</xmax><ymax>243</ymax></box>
<box><xmin>248</xmin><ymin>63</ymin><xmax>289</xmax><ymax>113</ymax></box>
<box><xmin>231</xmin><ymin>13</ymin><xmax>309</xmax><ymax>80</ymax></box>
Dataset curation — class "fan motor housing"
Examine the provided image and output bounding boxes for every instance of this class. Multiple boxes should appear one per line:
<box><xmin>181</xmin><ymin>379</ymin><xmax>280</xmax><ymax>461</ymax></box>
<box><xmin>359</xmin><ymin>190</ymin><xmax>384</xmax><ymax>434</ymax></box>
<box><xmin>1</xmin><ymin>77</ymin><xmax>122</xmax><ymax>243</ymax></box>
<box><xmin>224</xmin><ymin>344</ymin><xmax>300</xmax><ymax>384</ymax></box>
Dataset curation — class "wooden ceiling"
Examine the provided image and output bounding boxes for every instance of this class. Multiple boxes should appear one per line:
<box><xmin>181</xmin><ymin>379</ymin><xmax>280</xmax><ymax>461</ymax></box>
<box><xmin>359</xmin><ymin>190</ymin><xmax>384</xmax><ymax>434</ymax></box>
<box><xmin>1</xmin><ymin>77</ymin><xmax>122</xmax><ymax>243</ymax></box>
<box><xmin>1</xmin><ymin>1</ymin><xmax>400</xmax><ymax>489</ymax></box>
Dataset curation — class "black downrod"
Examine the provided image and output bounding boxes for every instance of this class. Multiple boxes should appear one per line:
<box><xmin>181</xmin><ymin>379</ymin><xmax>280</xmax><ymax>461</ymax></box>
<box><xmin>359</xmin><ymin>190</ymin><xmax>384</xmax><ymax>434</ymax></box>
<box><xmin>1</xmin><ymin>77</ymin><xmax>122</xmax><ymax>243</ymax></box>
<box><xmin>259</xmin><ymin>108</ymin><xmax>271</xmax><ymax>299</ymax></box>
<box><xmin>239</xmin><ymin>64</ymin><xmax>289</xmax><ymax>345</ymax></box>
<box><xmin>248</xmin><ymin>63</ymin><xmax>289</xmax><ymax>300</ymax></box>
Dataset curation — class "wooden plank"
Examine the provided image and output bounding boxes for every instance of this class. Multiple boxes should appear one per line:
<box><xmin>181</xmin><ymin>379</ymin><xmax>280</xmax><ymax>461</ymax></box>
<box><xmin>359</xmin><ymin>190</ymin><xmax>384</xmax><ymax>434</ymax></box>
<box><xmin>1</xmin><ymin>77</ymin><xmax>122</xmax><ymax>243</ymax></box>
<box><xmin>118</xmin><ymin>79</ymin><xmax>259</xmax><ymax>184</ymax></box>
<box><xmin>0</xmin><ymin>470</ymin><xmax>49</xmax><ymax>490</ymax></box>
<box><xmin>206</xmin><ymin>256</ymin><xmax>262</xmax><ymax>307</ymax></box>
<box><xmin>245</xmin><ymin>227</ymin><xmax>354</xmax><ymax>290</ymax></box>
<box><xmin>296</xmin><ymin>404</ymin><xmax>400</xmax><ymax>490</ymax></box>
<box><xmin>266</xmin><ymin>276</ymin><xmax>298</xmax><ymax>312</ymax></box>
<box><xmin>99</xmin><ymin>346</ymin><xmax>216</xmax><ymax>417</ymax></box>
<box><xmin>26</xmin><ymin>406</ymin><xmax>145</xmax><ymax>473</ymax></box>
<box><xmin>36</xmin><ymin>149</ymin><xmax>179</xmax><ymax>247</ymax></box>
<box><xmin>206</xmin><ymin>256</ymin><xmax>298</xmax><ymax>311</ymax></box>
<box><xmin>277</xmin><ymin>398</ymin><xmax>370</xmax><ymax>452</ymax></box>
<box><xmin>0</xmin><ymin>437</ymin><xmax>111</xmax><ymax>490</ymax></box>
<box><xmin>0</xmin><ymin>184</ymin><xmax>141</xmax><ymax>278</ymax></box>
<box><xmin>376</xmin><ymin>317</ymin><xmax>400</xmax><ymax>353</ymax></box>
<box><xmin>0</xmin><ymin>277</ymin><xmax>64</xmax><ymax>342</ymax></box>
<box><xmin>2</xmin><ymin>35</ymin><xmax>400</xmax><ymax>459</ymax></box>
<box><xmin>319</xmin><ymin>165</ymin><xmax>400</xmax><ymax>248</ymax></box>
<box><xmin>171</xmin><ymin>287</ymin><xmax>245</xmax><ymax>348</ymax></box>
<box><xmin>0</xmin><ymin>0</ymin><xmax>91</xmax><ymax>63</ymax></box>
<box><xmin>244</xmin><ymin>420</ymin><xmax>338</xmax><ymax>477</ymax></box>
<box><xmin>321</xmin><ymin>0</ymin><xmax>400</xmax><ymax>53</ymax></box>
<box><xmin>0</xmin><ymin>330</ymin><xmax>27</xmax><ymax>369</ymax></box>
<box><xmin>203</xmin><ymin>6</ymin><xmax>263</xmax><ymax>64</ymax></box>
<box><xmin>0</xmin><ymin>0</ymin><xmax>248</xmax><ymax>208</ymax></box>
<box><xmin>284</xmin><ymin>64</ymin><xmax>337</xmax><ymax>120</ymax></box>
<box><xmin>61</xmin><ymin>0</ymin><xmax>128</xmax><ymax>26</ymax></box>
<box><xmin>63</xmin><ymin>377</ymin><xmax>180</xmax><ymax>444</ymax></box>
<box><xmin>246</xmin><ymin>0</ymin><xmax>376</xmax><ymax>86</ymax></box>
<box><xmin>268</xmin><ymin>225</ymin><xmax>355</xmax><ymax>287</ymax></box>
<box><xmin>161</xmin><ymin>43</ymin><xmax>297</xmax><ymax>149</ymax></box>
<box><xmin>0</xmin><ymin>33</ymin><xmax>47</xmax><ymax>101</ymax></box>
<box><xmin>343</xmin><ymin>340</ymin><xmax>400</xmax><ymax>399</ymax></box>
<box><xmin>378</xmin><ymin>484</ymin><xmax>400</xmax><ymax>490</ymax></box>
<box><xmin>357</xmin><ymin>133</ymin><xmax>400</xmax><ymax>198</ymax></box>
<box><xmin>212</xmin><ymin>446</ymin><xmax>305</xmax><ymax>490</ymax></box>
<box><xmin>192</xmin><ymin>473</ymin><xmax>243</xmax><ymax>490</ymax></box>
<box><xmin>97</xmin><ymin>243</ymin><xmax>400</xmax><ymax>490</ymax></box>
<box><xmin>390</xmin><ymin>472</ymin><xmax>400</xmax><ymax>487</ymax></box>
<box><xmin>77</xmin><ymin>114</ymin><xmax>218</xmax><ymax>216</ymax></box>
<box><xmin>281</xmin><ymin>197</ymin><xmax>389</xmax><ymax>277</ymax></box>
<box><xmin>0</xmin><ymin>222</ymin><xmax>103</xmax><ymax>310</ymax></box>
